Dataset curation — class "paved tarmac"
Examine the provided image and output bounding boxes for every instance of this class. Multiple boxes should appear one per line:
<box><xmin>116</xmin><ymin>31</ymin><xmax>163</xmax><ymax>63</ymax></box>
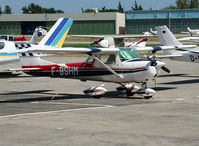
<box><xmin>0</xmin><ymin>57</ymin><xmax>199</xmax><ymax>146</ymax></box>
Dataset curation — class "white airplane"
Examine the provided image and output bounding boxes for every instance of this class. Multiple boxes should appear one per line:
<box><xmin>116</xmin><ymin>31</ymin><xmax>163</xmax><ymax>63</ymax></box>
<box><xmin>13</xmin><ymin>45</ymin><xmax>170</xmax><ymax>99</ymax></box>
<box><xmin>143</xmin><ymin>28</ymin><xmax>158</xmax><ymax>36</ymax></box>
<box><xmin>10</xmin><ymin>24</ymin><xmax>196</xmax><ymax>98</ymax></box>
<box><xmin>0</xmin><ymin>27</ymin><xmax>47</xmax><ymax>44</ymax></box>
<box><xmin>71</xmin><ymin>34</ymin><xmax>146</xmax><ymax>48</ymax></box>
<box><xmin>0</xmin><ymin>18</ymin><xmax>73</xmax><ymax>64</ymax></box>
<box><xmin>156</xmin><ymin>25</ymin><xmax>199</xmax><ymax>63</ymax></box>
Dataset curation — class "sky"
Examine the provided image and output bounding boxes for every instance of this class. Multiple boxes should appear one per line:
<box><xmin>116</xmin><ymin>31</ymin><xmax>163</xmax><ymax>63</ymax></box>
<box><xmin>0</xmin><ymin>0</ymin><xmax>176</xmax><ymax>13</ymax></box>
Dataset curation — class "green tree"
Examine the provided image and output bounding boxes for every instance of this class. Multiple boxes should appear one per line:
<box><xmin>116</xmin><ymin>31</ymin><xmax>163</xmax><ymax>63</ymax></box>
<box><xmin>56</xmin><ymin>9</ymin><xmax>64</xmax><ymax>13</ymax></box>
<box><xmin>118</xmin><ymin>1</ymin><xmax>124</xmax><ymax>13</ymax></box>
<box><xmin>22</xmin><ymin>3</ymin><xmax>64</xmax><ymax>13</ymax></box>
<box><xmin>176</xmin><ymin>0</ymin><xmax>189</xmax><ymax>9</ymax></box>
<box><xmin>138</xmin><ymin>5</ymin><xmax>143</xmax><ymax>10</ymax></box>
<box><xmin>132</xmin><ymin>1</ymin><xmax>143</xmax><ymax>10</ymax></box>
<box><xmin>189</xmin><ymin>0</ymin><xmax>199</xmax><ymax>8</ymax></box>
<box><xmin>4</xmin><ymin>5</ymin><xmax>11</xmax><ymax>14</ymax></box>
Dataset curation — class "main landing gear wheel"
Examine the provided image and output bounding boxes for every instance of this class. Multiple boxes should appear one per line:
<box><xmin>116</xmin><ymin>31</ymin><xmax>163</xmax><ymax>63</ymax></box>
<box><xmin>144</xmin><ymin>96</ymin><xmax>152</xmax><ymax>99</ymax></box>
<box><xmin>93</xmin><ymin>95</ymin><xmax>102</xmax><ymax>99</ymax></box>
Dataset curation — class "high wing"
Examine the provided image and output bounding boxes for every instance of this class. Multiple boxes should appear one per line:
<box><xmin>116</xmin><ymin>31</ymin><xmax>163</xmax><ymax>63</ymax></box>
<box><xmin>14</xmin><ymin>44</ymin><xmax>197</xmax><ymax>55</ymax></box>
<box><xmin>15</xmin><ymin>45</ymin><xmax>120</xmax><ymax>55</ymax></box>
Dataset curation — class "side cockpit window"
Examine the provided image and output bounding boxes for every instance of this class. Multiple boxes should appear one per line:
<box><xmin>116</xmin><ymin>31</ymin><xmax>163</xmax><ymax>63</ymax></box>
<box><xmin>0</xmin><ymin>42</ymin><xmax>5</xmax><ymax>49</ymax></box>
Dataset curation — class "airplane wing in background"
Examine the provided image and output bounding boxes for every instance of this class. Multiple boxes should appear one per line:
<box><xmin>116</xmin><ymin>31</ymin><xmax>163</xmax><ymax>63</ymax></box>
<box><xmin>178</xmin><ymin>37</ymin><xmax>199</xmax><ymax>42</ymax></box>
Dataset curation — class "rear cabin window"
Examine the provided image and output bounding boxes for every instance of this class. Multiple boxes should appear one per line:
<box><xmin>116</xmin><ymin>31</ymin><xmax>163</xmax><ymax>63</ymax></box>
<box><xmin>0</xmin><ymin>42</ymin><xmax>5</xmax><ymax>49</ymax></box>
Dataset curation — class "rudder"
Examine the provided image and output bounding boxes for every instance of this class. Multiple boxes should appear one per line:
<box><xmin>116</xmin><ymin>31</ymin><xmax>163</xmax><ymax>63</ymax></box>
<box><xmin>39</xmin><ymin>18</ymin><xmax>73</xmax><ymax>48</ymax></box>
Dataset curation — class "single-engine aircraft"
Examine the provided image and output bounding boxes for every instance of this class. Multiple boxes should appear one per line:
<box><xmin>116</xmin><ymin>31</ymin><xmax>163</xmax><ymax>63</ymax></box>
<box><xmin>12</xmin><ymin>32</ymin><xmax>196</xmax><ymax>99</ymax></box>
<box><xmin>6</xmin><ymin>17</ymin><xmax>196</xmax><ymax>98</ymax></box>
<box><xmin>15</xmin><ymin>47</ymin><xmax>169</xmax><ymax>99</ymax></box>
<box><xmin>143</xmin><ymin>28</ymin><xmax>158</xmax><ymax>37</ymax></box>
<box><xmin>156</xmin><ymin>25</ymin><xmax>199</xmax><ymax>63</ymax></box>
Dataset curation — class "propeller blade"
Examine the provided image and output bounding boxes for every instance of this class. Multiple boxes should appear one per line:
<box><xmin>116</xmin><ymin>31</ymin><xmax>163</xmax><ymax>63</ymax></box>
<box><xmin>90</xmin><ymin>38</ymin><xmax>104</xmax><ymax>46</ymax></box>
<box><xmin>98</xmin><ymin>38</ymin><xmax>104</xmax><ymax>42</ymax></box>
<box><xmin>90</xmin><ymin>42</ymin><xmax>95</xmax><ymax>46</ymax></box>
<box><xmin>161</xmin><ymin>66</ymin><xmax>171</xmax><ymax>73</ymax></box>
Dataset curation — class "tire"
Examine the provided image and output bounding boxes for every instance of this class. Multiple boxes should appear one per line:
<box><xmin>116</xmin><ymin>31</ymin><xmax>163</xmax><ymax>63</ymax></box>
<box><xmin>93</xmin><ymin>95</ymin><xmax>102</xmax><ymax>99</ymax></box>
<box><xmin>144</xmin><ymin>96</ymin><xmax>152</xmax><ymax>99</ymax></box>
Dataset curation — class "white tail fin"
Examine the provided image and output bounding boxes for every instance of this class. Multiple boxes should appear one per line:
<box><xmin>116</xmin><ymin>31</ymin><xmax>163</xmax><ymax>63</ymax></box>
<box><xmin>39</xmin><ymin>18</ymin><xmax>73</xmax><ymax>48</ymax></box>
<box><xmin>29</xmin><ymin>27</ymin><xmax>48</xmax><ymax>44</ymax></box>
<box><xmin>156</xmin><ymin>25</ymin><xmax>182</xmax><ymax>46</ymax></box>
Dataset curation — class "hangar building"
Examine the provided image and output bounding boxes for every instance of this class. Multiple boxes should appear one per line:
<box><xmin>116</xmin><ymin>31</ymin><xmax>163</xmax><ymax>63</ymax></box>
<box><xmin>0</xmin><ymin>12</ymin><xmax>125</xmax><ymax>35</ymax></box>
<box><xmin>126</xmin><ymin>9</ymin><xmax>199</xmax><ymax>34</ymax></box>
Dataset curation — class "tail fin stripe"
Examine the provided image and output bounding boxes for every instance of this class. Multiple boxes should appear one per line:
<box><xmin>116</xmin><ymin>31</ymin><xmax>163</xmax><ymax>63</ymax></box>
<box><xmin>51</xmin><ymin>20</ymin><xmax>73</xmax><ymax>47</ymax></box>
<box><xmin>45</xmin><ymin>18</ymin><xmax>69</xmax><ymax>46</ymax></box>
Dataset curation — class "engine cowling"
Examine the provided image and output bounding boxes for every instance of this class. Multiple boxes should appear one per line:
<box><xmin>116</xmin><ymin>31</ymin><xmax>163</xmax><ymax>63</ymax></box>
<box><xmin>83</xmin><ymin>86</ymin><xmax>107</xmax><ymax>97</ymax></box>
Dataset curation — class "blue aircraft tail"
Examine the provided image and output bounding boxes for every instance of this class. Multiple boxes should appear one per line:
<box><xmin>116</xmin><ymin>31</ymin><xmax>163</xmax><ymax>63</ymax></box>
<box><xmin>39</xmin><ymin>18</ymin><xmax>73</xmax><ymax>48</ymax></box>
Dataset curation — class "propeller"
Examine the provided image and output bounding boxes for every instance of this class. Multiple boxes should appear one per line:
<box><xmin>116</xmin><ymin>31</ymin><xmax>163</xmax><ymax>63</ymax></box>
<box><xmin>147</xmin><ymin>56</ymin><xmax>171</xmax><ymax>73</ymax></box>
<box><xmin>161</xmin><ymin>66</ymin><xmax>171</xmax><ymax>73</ymax></box>
<box><xmin>90</xmin><ymin>38</ymin><xmax>104</xmax><ymax>46</ymax></box>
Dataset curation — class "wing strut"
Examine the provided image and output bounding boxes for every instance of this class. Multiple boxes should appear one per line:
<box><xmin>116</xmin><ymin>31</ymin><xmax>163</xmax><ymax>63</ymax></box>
<box><xmin>94</xmin><ymin>57</ymin><xmax>123</xmax><ymax>79</ymax></box>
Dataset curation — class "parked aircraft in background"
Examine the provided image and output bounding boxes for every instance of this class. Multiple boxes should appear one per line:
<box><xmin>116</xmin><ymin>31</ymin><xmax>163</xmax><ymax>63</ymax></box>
<box><xmin>0</xmin><ymin>18</ymin><xmax>73</xmax><ymax>64</ymax></box>
<box><xmin>178</xmin><ymin>26</ymin><xmax>199</xmax><ymax>42</ymax></box>
<box><xmin>0</xmin><ymin>35</ymin><xmax>27</xmax><ymax>42</ymax></box>
<box><xmin>143</xmin><ymin>28</ymin><xmax>158</xmax><ymax>36</ymax></box>
<box><xmin>0</xmin><ymin>27</ymin><xmax>47</xmax><ymax>44</ymax></box>
<box><xmin>156</xmin><ymin>25</ymin><xmax>199</xmax><ymax>63</ymax></box>
<box><xmin>71</xmin><ymin>34</ymin><xmax>146</xmax><ymax>48</ymax></box>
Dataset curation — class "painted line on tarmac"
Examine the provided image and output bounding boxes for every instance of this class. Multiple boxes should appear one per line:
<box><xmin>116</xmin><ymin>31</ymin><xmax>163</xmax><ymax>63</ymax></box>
<box><xmin>0</xmin><ymin>105</ymin><xmax>115</xmax><ymax>119</ymax></box>
<box><xmin>176</xmin><ymin>98</ymin><xmax>184</xmax><ymax>101</ymax></box>
<box><xmin>31</xmin><ymin>101</ymin><xmax>112</xmax><ymax>107</ymax></box>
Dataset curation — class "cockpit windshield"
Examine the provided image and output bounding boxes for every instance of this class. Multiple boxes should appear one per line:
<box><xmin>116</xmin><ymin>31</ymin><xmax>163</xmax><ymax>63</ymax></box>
<box><xmin>0</xmin><ymin>42</ymin><xmax>5</xmax><ymax>49</ymax></box>
<box><xmin>119</xmin><ymin>48</ymin><xmax>140</xmax><ymax>61</ymax></box>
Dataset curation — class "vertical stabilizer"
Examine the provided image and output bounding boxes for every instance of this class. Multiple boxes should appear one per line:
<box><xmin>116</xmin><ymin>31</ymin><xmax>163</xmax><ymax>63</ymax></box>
<box><xmin>39</xmin><ymin>18</ymin><xmax>73</xmax><ymax>48</ymax></box>
<box><xmin>156</xmin><ymin>25</ymin><xmax>182</xmax><ymax>46</ymax></box>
